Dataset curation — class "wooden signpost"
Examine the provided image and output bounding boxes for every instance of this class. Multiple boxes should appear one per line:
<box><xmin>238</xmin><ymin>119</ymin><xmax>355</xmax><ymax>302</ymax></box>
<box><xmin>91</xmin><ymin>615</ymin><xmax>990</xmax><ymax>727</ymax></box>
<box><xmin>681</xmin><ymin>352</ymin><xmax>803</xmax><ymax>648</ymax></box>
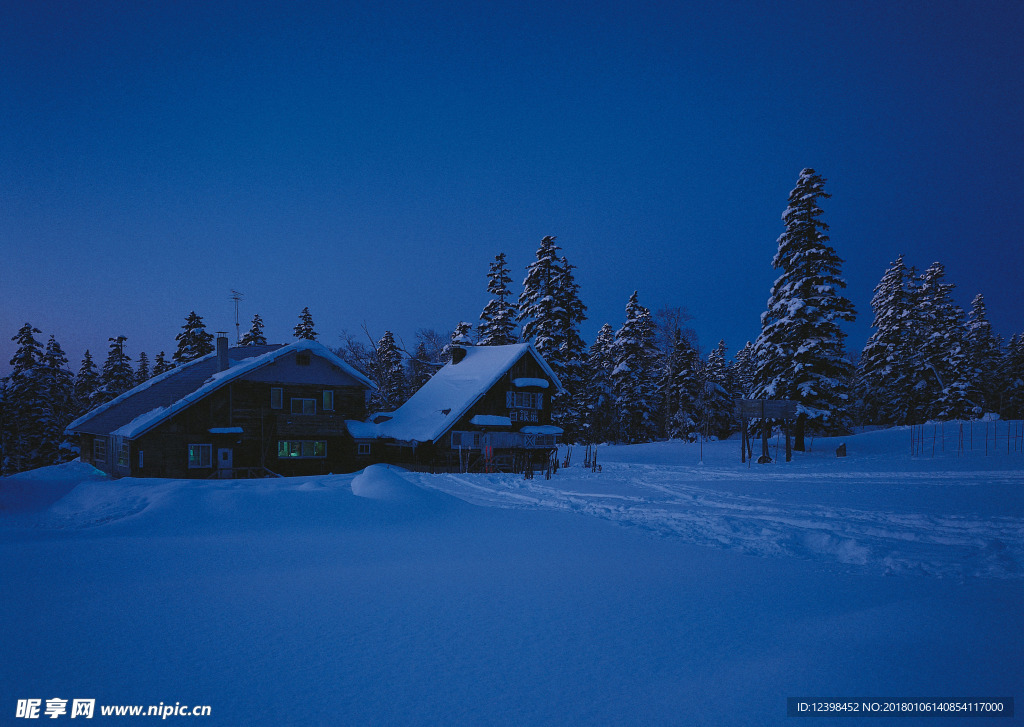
<box><xmin>735</xmin><ymin>399</ymin><xmax>798</xmax><ymax>464</ymax></box>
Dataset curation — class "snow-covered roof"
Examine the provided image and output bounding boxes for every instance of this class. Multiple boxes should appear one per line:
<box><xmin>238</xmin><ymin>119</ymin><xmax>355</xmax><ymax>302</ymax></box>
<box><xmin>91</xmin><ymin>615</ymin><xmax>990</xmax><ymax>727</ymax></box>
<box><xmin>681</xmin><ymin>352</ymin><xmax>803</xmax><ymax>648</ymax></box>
<box><xmin>519</xmin><ymin>425</ymin><xmax>563</xmax><ymax>435</ymax></box>
<box><xmin>369</xmin><ymin>344</ymin><xmax>564</xmax><ymax>444</ymax></box>
<box><xmin>470</xmin><ymin>415</ymin><xmax>512</xmax><ymax>427</ymax></box>
<box><xmin>67</xmin><ymin>340</ymin><xmax>375</xmax><ymax>439</ymax></box>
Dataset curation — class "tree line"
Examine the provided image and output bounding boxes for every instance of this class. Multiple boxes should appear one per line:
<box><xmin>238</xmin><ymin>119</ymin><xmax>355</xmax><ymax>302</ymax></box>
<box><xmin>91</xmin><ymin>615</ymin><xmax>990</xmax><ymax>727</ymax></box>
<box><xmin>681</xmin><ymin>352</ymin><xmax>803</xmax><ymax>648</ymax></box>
<box><xmin>3</xmin><ymin>169</ymin><xmax>1023</xmax><ymax>475</ymax></box>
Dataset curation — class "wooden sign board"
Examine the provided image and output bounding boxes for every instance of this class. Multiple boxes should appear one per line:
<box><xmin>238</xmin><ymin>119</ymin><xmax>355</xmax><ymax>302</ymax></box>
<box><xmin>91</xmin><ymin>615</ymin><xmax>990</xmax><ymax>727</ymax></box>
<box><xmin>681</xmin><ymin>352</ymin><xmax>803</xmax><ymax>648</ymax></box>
<box><xmin>735</xmin><ymin>399</ymin><xmax>798</xmax><ymax>419</ymax></box>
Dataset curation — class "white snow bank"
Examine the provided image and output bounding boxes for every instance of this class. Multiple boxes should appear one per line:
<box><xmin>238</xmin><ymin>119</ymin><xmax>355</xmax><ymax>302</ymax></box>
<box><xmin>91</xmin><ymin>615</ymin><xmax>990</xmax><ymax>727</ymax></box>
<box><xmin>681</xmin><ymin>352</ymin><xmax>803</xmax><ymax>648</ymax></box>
<box><xmin>0</xmin><ymin>461</ymin><xmax>108</xmax><ymax>514</ymax></box>
<box><xmin>350</xmin><ymin>464</ymin><xmax>436</xmax><ymax>503</ymax></box>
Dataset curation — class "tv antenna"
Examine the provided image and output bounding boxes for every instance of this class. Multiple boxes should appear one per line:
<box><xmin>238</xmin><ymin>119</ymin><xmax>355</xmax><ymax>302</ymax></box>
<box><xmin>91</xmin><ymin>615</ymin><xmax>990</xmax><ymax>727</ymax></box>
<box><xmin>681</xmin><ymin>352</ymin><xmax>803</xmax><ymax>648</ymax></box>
<box><xmin>230</xmin><ymin>289</ymin><xmax>244</xmax><ymax>344</ymax></box>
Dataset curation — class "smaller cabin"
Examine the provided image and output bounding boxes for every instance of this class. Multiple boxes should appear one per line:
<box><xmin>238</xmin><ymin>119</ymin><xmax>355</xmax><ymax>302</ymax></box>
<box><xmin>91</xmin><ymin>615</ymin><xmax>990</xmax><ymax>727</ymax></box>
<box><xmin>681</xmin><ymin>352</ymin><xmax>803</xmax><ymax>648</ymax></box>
<box><xmin>66</xmin><ymin>337</ymin><xmax>375</xmax><ymax>478</ymax></box>
<box><xmin>349</xmin><ymin>343</ymin><xmax>565</xmax><ymax>472</ymax></box>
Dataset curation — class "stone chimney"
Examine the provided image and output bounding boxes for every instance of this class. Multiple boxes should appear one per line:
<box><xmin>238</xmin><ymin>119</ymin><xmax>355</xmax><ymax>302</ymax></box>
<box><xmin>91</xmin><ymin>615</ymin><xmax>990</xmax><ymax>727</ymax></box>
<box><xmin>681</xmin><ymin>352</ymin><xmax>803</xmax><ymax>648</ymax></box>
<box><xmin>216</xmin><ymin>332</ymin><xmax>229</xmax><ymax>372</ymax></box>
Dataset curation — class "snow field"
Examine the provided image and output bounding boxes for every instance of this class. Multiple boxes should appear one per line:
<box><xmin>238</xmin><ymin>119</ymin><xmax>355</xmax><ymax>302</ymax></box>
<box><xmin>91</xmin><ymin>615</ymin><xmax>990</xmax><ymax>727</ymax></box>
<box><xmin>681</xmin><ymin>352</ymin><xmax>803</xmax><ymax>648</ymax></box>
<box><xmin>1</xmin><ymin>427</ymin><xmax>1021</xmax><ymax>725</ymax></box>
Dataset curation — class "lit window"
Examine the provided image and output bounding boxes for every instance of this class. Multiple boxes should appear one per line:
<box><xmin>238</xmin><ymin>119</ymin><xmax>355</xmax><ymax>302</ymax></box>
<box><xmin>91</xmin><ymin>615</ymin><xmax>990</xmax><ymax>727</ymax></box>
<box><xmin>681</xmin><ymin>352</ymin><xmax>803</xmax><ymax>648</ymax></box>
<box><xmin>270</xmin><ymin>387</ymin><xmax>283</xmax><ymax>409</ymax></box>
<box><xmin>188</xmin><ymin>444</ymin><xmax>212</xmax><ymax>468</ymax></box>
<box><xmin>323</xmin><ymin>390</ymin><xmax>334</xmax><ymax>411</ymax></box>
<box><xmin>291</xmin><ymin>398</ymin><xmax>316</xmax><ymax>415</ymax></box>
<box><xmin>277</xmin><ymin>440</ymin><xmax>327</xmax><ymax>458</ymax></box>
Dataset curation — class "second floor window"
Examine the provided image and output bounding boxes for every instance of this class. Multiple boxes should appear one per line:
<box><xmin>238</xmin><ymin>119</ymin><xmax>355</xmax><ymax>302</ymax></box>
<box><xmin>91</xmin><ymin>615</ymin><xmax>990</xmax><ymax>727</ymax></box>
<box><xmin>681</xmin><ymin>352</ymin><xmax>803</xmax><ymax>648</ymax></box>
<box><xmin>291</xmin><ymin>398</ymin><xmax>316</xmax><ymax>415</ymax></box>
<box><xmin>270</xmin><ymin>387</ymin><xmax>283</xmax><ymax>409</ymax></box>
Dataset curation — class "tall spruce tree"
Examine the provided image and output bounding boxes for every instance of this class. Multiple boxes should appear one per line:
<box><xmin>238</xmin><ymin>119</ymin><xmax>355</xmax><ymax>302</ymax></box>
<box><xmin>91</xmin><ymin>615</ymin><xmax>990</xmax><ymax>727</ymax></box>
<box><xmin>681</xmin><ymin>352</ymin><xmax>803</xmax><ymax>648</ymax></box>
<box><xmin>75</xmin><ymin>350</ymin><xmax>102</xmax><ymax>412</ymax></box>
<box><xmin>610</xmin><ymin>292</ymin><xmax>660</xmax><ymax>443</ymax></box>
<box><xmin>293</xmin><ymin>307</ymin><xmax>318</xmax><ymax>340</ymax></box>
<box><xmin>665</xmin><ymin>329</ymin><xmax>701</xmax><ymax>441</ymax></box>
<box><xmin>856</xmin><ymin>255</ymin><xmax>915</xmax><ymax>425</ymax></box>
<box><xmin>913</xmin><ymin>262</ymin><xmax>973</xmax><ymax>420</ymax></box>
<box><xmin>478</xmin><ymin>253</ymin><xmax>519</xmax><ymax>346</ymax></box>
<box><xmin>173</xmin><ymin>311</ymin><xmax>215</xmax><ymax>364</ymax></box>
<box><xmin>732</xmin><ymin>342</ymin><xmax>756</xmax><ymax>398</ymax></box>
<box><xmin>38</xmin><ymin>336</ymin><xmax>77</xmax><ymax>465</ymax></box>
<box><xmin>100</xmin><ymin>336</ymin><xmax>134</xmax><ymax>403</ymax></box>
<box><xmin>1002</xmin><ymin>333</ymin><xmax>1024</xmax><ymax>419</ymax></box>
<box><xmin>5</xmin><ymin>324</ymin><xmax>46</xmax><ymax>473</ymax></box>
<box><xmin>701</xmin><ymin>340</ymin><xmax>735</xmax><ymax>439</ymax></box>
<box><xmin>135</xmin><ymin>351</ymin><xmax>151</xmax><ymax>385</ymax></box>
<box><xmin>518</xmin><ymin>237</ymin><xmax>588</xmax><ymax>441</ymax></box>
<box><xmin>240</xmin><ymin>314</ymin><xmax>268</xmax><ymax>346</ymax></box>
<box><xmin>369</xmin><ymin>331</ymin><xmax>407</xmax><ymax>414</ymax></box>
<box><xmin>406</xmin><ymin>341</ymin><xmax>435</xmax><ymax>395</ymax></box>
<box><xmin>152</xmin><ymin>351</ymin><xmax>174</xmax><ymax>376</ymax></box>
<box><xmin>582</xmin><ymin>324</ymin><xmax>616</xmax><ymax>444</ymax></box>
<box><xmin>753</xmin><ymin>169</ymin><xmax>856</xmax><ymax>447</ymax></box>
<box><xmin>965</xmin><ymin>293</ymin><xmax>1002</xmax><ymax>415</ymax></box>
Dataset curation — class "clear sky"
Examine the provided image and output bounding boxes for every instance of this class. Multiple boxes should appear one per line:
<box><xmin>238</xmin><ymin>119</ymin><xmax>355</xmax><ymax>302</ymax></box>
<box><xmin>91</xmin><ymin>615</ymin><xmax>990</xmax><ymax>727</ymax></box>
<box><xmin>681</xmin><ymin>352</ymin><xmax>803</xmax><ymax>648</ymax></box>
<box><xmin>2</xmin><ymin>0</ymin><xmax>1022</xmax><ymax>374</ymax></box>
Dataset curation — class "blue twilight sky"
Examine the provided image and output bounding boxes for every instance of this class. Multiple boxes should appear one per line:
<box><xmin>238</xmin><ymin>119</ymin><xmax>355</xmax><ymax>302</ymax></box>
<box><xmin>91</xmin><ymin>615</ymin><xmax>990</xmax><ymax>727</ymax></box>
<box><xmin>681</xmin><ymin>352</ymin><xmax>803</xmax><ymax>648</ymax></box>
<box><xmin>2</xmin><ymin>0</ymin><xmax>1022</xmax><ymax>374</ymax></box>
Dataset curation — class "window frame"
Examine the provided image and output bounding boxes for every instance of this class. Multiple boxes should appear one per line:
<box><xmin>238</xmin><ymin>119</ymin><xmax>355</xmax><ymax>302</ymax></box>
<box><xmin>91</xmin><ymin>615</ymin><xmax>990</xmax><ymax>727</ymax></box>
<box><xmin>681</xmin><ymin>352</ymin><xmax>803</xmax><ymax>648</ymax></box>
<box><xmin>290</xmin><ymin>398</ymin><xmax>316</xmax><ymax>415</ymax></box>
<box><xmin>323</xmin><ymin>390</ymin><xmax>335</xmax><ymax>411</ymax></box>
<box><xmin>270</xmin><ymin>387</ymin><xmax>283</xmax><ymax>410</ymax></box>
<box><xmin>357</xmin><ymin>443</ymin><xmax>371</xmax><ymax>456</ymax></box>
<box><xmin>277</xmin><ymin>440</ymin><xmax>327</xmax><ymax>459</ymax></box>
<box><xmin>188</xmin><ymin>443</ymin><xmax>212</xmax><ymax>469</ymax></box>
<box><xmin>93</xmin><ymin>438</ymin><xmax>107</xmax><ymax>463</ymax></box>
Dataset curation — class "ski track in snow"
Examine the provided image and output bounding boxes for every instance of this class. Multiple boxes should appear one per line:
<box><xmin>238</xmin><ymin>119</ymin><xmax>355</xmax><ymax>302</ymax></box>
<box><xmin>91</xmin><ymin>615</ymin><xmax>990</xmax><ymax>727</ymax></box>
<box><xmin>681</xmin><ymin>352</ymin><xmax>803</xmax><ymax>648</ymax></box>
<box><xmin>408</xmin><ymin>463</ymin><xmax>1024</xmax><ymax>580</ymax></box>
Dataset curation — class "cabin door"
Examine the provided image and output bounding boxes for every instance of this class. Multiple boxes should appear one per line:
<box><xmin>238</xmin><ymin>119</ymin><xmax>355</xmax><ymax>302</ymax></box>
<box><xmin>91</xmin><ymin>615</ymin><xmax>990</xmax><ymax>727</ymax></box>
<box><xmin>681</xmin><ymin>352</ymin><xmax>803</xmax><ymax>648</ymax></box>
<box><xmin>217</xmin><ymin>448</ymin><xmax>233</xmax><ymax>478</ymax></box>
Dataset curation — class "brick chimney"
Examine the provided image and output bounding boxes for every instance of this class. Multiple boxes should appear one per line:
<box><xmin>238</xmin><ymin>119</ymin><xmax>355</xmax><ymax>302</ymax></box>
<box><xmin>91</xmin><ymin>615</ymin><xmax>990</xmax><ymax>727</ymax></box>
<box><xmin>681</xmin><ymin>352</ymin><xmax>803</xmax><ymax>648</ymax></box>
<box><xmin>216</xmin><ymin>332</ymin><xmax>229</xmax><ymax>372</ymax></box>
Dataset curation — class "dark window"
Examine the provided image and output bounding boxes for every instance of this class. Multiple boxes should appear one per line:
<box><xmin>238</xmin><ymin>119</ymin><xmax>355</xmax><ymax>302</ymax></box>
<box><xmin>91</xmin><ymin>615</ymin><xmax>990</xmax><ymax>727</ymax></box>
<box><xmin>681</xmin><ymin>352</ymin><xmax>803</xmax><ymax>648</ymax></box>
<box><xmin>357</xmin><ymin>443</ymin><xmax>371</xmax><ymax>456</ymax></box>
<box><xmin>93</xmin><ymin>438</ymin><xmax>107</xmax><ymax>463</ymax></box>
<box><xmin>291</xmin><ymin>398</ymin><xmax>316</xmax><ymax>415</ymax></box>
<box><xmin>323</xmin><ymin>390</ymin><xmax>335</xmax><ymax>411</ymax></box>
<box><xmin>270</xmin><ymin>387</ymin><xmax>283</xmax><ymax>409</ymax></box>
<box><xmin>296</xmin><ymin>351</ymin><xmax>311</xmax><ymax>366</ymax></box>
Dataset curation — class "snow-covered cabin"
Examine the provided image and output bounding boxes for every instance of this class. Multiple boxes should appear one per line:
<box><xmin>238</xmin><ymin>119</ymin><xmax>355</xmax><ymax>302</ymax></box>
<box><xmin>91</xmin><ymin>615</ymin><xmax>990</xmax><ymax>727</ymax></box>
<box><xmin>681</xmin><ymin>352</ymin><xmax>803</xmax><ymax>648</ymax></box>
<box><xmin>66</xmin><ymin>336</ymin><xmax>375</xmax><ymax>478</ymax></box>
<box><xmin>348</xmin><ymin>344</ymin><xmax>565</xmax><ymax>472</ymax></box>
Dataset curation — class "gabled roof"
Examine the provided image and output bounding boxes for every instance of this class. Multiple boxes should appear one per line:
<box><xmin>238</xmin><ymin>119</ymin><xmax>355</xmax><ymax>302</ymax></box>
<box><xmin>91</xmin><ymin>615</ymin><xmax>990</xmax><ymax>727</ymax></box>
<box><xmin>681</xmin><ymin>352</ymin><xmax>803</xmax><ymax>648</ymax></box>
<box><xmin>352</xmin><ymin>344</ymin><xmax>563</xmax><ymax>444</ymax></box>
<box><xmin>67</xmin><ymin>340</ymin><xmax>375</xmax><ymax>439</ymax></box>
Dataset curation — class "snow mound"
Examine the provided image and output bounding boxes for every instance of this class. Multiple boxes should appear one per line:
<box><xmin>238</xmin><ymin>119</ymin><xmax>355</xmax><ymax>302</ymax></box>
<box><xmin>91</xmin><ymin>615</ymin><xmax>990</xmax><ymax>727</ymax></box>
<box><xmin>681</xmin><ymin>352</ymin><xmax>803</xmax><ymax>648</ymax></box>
<box><xmin>350</xmin><ymin>465</ymin><xmax>435</xmax><ymax>503</ymax></box>
<box><xmin>0</xmin><ymin>461</ymin><xmax>109</xmax><ymax>514</ymax></box>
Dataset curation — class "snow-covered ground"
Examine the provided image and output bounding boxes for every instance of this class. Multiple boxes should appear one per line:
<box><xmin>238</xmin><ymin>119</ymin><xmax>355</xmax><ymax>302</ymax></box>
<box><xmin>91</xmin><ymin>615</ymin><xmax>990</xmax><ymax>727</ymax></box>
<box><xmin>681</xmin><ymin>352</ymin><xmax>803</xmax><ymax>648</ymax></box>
<box><xmin>2</xmin><ymin>428</ymin><xmax>1021</xmax><ymax>725</ymax></box>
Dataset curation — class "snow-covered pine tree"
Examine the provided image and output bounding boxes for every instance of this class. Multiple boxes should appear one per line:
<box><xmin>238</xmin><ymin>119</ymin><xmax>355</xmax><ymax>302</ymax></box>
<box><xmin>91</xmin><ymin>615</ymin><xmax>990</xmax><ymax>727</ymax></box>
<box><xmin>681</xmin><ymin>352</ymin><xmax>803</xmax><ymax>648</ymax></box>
<box><xmin>732</xmin><ymin>341</ymin><xmax>756</xmax><ymax>398</ymax></box>
<box><xmin>75</xmin><ymin>350</ymin><xmax>102</xmax><ymax>411</ymax></box>
<box><xmin>519</xmin><ymin>236</ymin><xmax>562</xmax><ymax>355</ymax></box>
<box><xmin>582</xmin><ymin>323</ymin><xmax>616</xmax><ymax>444</ymax></box>
<box><xmin>406</xmin><ymin>340</ymin><xmax>437</xmax><ymax>395</ymax></box>
<box><xmin>477</xmin><ymin>253</ymin><xmax>519</xmax><ymax>346</ymax></box>
<box><xmin>753</xmin><ymin>169</ymin><xmax>856</xmax><ymax>448</ymax></box>
<box><xmin>856</xmin><ymin>255</ymin><xmax>915</xmax><ymax>425</ymax></box>
<box><xmin>152</xmin><ymin>351</ymin><xmax>174</xmax><ymax>376</ymax></box>
<box><xmin>99</xmin><ymin>336</ymin><xmax>134</xmax><ymax>403</ymax></box>
<box><xmin>240</xmin><ymin>314</ymin><xmax>268</xmax><ymax>346</ymax></box>
<box><xmin>911</xmin><ymin>262</ymin><xmax>974</xmax><ymax>421</ymax></box>
<box><xmin>369</xmin><ymin>331</ymin><xmax>407</xmax><ymax>414</ymax></box>
<box><xmin>5</xmin><ymin>324</ymin><xmax>46</xmax><ymax>473</ymax></box>
<box><xmin>700</xmin><ymin>340</ymin><xmax>735</xmax><ymax>439</ymax></box>
<box><xmin>611</xmin><ymin>292</ymin><xmax>660</xmax><ymax>443</ymax></box>
<box><xmin>38</xmin><ymin>335</ymin><xmax>77</xmax><ymax>465</ymax></box>
<box><xmin>964</xmin><ymin>293</ymin><xmax>1003</xmax><ymax>416</ymax></box>
<box><xmin>451</xmin><ymin>321</ymin><xmax>473</xmax><ymax>347</ymax></box>
<box><xmin>173</xmin><ymin>311</ymin><xmax>215</xmax><ymax>364</ymax></box>
<box><xmin>1001</xmin><ymin>333</ymin><xmax>1024</xmax><ymax>419</ymax></box>
<box><xmin>518</xmin><ymin>238</ymin><xmax>588</xmax><ymax>441</ymax></box>
<box><xmin>293</xmin><ymin>307</ymin><xmax>318</xmax><ymax>340</ymax></box>
<box><xmin>135</xmin><ymin>352</ymin><xmax>151</xmax><ymax>385</ymax></box>
<box><xmin>665</xmin><ymin>329</ymin><xmax>700</xmax><ymax>441</ymax></box>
